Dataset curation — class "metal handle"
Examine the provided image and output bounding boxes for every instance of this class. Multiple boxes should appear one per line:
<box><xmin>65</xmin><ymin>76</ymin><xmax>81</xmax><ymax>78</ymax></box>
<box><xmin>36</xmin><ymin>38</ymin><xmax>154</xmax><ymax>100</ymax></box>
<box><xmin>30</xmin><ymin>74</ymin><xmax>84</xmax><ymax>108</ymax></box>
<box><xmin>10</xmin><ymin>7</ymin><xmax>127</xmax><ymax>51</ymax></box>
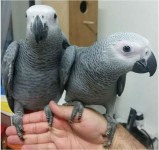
<box><xmin>83</xmin><ymin>20</ymin><xmax>95</xmax><ymax>25</ymax></box>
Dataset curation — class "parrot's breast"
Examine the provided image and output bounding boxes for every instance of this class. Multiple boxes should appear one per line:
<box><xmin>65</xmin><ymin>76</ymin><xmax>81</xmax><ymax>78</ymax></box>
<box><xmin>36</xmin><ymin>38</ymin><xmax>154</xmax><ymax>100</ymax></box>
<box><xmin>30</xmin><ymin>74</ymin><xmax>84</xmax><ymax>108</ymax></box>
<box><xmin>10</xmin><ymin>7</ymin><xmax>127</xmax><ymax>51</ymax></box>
<box><xmin>66</xmin><ymin>61</ymin><xmax>117</xmax><ymax>106</ymax></box>
<box><xmin>12</xmin><ymin>41</ymin><xmax>62</xmax><ymax>110</ymax></box>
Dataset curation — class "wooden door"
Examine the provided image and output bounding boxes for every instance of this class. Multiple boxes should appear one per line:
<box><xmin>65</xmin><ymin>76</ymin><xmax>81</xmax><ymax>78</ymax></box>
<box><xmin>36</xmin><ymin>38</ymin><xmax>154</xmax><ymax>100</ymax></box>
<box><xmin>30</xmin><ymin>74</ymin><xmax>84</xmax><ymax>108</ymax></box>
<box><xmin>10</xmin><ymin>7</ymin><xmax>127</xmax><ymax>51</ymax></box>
<box><xmin>69</xmin><ymin>0</ymin><xmax>98</xmax><ymax>46</ymax></box>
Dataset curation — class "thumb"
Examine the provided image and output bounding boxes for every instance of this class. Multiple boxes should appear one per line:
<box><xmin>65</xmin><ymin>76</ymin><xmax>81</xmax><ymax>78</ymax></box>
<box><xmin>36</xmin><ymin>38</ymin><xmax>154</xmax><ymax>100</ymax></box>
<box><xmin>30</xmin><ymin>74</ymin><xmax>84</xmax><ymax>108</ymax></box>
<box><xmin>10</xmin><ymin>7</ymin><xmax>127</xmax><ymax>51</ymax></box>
<box><xmin>49</xmin><ymin>101</ymin><xmax>79</xmax><ymax>122</ymax></box>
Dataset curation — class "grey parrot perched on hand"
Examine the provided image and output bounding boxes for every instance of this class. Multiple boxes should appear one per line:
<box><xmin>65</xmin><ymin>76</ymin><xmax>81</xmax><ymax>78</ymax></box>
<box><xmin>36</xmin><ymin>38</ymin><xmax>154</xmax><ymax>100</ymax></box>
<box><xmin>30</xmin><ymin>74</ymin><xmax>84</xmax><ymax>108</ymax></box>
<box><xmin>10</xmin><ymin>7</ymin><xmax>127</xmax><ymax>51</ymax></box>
<box><xmin>2</xmin><ymin>5</ymin><xmax>69</xmax><ymax>139</ymax></box>
<box><xmin>60</xmin><ymin>32</ymin><xmax>157</xmax><ymax>147</ymax></box>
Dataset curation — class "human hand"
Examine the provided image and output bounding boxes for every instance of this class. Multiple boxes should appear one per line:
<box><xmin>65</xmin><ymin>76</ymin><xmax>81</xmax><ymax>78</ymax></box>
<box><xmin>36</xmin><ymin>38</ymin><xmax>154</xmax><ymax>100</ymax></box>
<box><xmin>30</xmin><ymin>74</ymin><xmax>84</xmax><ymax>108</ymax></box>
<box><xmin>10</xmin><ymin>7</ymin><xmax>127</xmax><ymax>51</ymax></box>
<box><xmin>6</xmin><ymin>101</ymin><xmax>107</xmax><ymax>150</ymax></box>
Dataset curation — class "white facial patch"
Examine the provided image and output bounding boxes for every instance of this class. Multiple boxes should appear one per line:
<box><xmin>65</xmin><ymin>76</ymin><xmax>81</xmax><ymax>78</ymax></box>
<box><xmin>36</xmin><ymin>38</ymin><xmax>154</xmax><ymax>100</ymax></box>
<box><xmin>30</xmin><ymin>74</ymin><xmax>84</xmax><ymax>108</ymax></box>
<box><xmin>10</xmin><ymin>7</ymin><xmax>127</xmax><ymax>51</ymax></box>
<box><xmin>113</xmin><ymin>40</ymin><xmax>150</xmax><ymax>60</ymax></box>
<box><xmin>26</xmin><ymin>5</ymin><xmax>58</xmax><ymax>28</ymax></box>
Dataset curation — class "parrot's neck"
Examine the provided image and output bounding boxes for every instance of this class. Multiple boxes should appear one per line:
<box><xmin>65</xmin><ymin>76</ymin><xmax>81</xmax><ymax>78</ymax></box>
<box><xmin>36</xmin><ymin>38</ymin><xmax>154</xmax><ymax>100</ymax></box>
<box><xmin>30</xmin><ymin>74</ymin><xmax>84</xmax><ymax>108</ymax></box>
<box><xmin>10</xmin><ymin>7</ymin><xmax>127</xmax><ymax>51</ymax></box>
<box><xmin>18</xmin><ymin>38</ymin><xmax>63</xmax><ymax>70</ymax></box>
<box><xmin>25</xmin><ymin>28</ymin><xmax>63</xmax><ymax>48</ymax></box>
<box><xmin>80</xmin><ymin>44</ymin><xmax>130</xmax><ymax>82</ymax></box>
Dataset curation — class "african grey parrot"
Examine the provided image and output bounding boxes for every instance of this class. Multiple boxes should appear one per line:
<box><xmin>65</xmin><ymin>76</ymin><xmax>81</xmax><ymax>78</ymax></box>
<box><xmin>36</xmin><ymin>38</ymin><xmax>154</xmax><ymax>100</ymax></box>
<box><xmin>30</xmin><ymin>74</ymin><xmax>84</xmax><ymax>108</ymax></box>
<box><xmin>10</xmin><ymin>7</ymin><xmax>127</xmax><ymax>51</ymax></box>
<box><xmin>60</xmin><ymin>32</ymin><xmax>157</xmax><ymax>147</ymax></box>
<box><xmin>2</xmin><ymin>5</ymin><xmax>69</xmax><ymax>139</ymax></box>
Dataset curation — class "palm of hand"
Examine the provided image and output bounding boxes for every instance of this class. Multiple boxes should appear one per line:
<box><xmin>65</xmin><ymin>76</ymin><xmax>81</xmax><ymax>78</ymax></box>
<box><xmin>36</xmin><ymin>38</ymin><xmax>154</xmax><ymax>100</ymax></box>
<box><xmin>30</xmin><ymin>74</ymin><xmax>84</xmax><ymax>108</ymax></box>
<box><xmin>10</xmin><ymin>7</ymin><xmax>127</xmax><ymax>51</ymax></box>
<box><xmin>6</xmin><ymin>102</ymin><xmax>107</xmax><ymax>149</ymax></box>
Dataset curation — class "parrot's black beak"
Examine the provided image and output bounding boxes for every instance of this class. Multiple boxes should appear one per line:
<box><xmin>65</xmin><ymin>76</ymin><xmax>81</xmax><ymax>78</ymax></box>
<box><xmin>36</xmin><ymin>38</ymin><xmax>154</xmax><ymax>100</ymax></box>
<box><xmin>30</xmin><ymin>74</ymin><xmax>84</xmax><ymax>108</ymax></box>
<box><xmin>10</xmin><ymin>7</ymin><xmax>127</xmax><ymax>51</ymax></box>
<box><xmin>132</xmin><ymin>52</ymin><xmax>157</xmax><ymax>76</ymax></box>
<box><xmin>32</xmin><ymin>15</ymin><xmax>48</xmax><ymax>44</ymax></box>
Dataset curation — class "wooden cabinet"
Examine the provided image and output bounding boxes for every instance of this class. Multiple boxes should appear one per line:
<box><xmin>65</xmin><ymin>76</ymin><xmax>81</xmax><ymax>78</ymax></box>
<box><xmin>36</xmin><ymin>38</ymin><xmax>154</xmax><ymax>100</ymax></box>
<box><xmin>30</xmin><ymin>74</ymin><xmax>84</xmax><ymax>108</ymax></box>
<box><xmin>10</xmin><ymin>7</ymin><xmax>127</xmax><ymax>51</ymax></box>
<box><xmin>69</xmin><ymin>0</ymin><xmax>98</xmax><ymax>46</ymax></box>
<box><xmin>41</xmin><ymin>0</ymin><xmax>98</xmax><ymax>46</ymax></box>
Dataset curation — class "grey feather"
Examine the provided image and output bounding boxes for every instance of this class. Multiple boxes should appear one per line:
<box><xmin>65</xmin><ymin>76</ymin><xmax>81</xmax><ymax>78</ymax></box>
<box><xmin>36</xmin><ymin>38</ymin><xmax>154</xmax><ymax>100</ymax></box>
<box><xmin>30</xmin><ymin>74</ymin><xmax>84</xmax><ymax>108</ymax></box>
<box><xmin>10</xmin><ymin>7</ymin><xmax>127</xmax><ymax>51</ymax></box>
<box><xmin>117</xmin><ymin>74</ymin><xmax>126</xmax><ymax>96</ymax></box>
<box><xmin>62</xmin><ymin>32</ymin><xmax>70</xmax><ymax>49</ymax></box>
<box><xmin>60</xmin><ymin>45</ymin><xmax>76</xmax><ymax>92</ymax></box>
<box><xmin>2</xmin><ymin>41</ymin><xmax>19</xmax><ymax>112</ymax></box>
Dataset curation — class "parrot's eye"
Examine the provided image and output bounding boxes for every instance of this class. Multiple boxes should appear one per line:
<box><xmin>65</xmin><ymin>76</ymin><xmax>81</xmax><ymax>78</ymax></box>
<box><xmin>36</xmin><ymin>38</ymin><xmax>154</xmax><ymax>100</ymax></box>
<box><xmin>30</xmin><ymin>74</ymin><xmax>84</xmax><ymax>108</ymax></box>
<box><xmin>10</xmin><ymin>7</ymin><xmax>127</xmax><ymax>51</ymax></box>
<box><xmin>25</xmin><ymin>14</ymin><xmax>27</xmax><ymax>18</ymax></box>
<box><xmin>123</xmin><ymin>46</ymin><xmax>131</xmax><ymax>52</ymax></box>
<box><xmin>54</xmin><ymin>14</ymin><xmax>57</xmax><ymax>19</ymax></box>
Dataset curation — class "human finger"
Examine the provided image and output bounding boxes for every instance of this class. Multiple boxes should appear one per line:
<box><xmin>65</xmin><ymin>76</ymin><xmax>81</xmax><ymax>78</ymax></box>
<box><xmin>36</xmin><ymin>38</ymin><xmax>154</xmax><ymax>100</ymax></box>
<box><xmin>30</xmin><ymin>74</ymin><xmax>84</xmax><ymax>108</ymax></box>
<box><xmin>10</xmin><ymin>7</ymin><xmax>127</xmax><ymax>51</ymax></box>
<box><xmin>6</xmin><ymin>122</ymin><xmax>49</xmax><ymax>136</ymax></box>
<box><xmin>49</xmin><ymin>101</ymin><xmax>81</xmax><ymax>122</ymax></box>
<box><xmin>7</xmin><ymin>132</ymin><xmax>51</xmax><ymax>145</ymax></box>
<box><xmin>22</xmin><ymin>143</ymin><xmax>57</xmax><ymax>150</ymax></box>
<box><xmin>23</xmin><ymin>111</ymin><xmax>47</xmax><ymax>124</ymax></box>
<box><xmin>49</xmin><ymin>101</ymin><xmax>102</xmax><ymax>122</ymax></box>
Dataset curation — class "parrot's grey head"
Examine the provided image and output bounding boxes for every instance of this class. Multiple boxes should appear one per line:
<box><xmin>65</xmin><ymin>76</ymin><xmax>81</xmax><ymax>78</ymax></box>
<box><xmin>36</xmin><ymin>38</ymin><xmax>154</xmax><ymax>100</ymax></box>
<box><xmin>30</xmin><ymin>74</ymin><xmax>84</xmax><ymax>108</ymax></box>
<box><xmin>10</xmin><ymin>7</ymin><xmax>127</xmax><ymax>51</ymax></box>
<box><xmin>99</xmin><ymin>32</ymin><xmax>157</xmax><ymax>76</ymax></box>
<box><xmin>26</xmin><ymin>5</ymin><xmax>59</xmax><ymax>43</ymax></box>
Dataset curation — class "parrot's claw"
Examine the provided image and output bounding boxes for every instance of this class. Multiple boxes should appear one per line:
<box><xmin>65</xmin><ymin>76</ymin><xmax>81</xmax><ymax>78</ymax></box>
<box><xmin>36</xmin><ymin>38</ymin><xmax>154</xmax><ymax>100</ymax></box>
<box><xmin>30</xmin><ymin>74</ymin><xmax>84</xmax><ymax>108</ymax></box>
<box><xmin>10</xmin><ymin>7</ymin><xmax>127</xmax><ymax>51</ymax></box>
<box><xmin>44</xmin><ymin>105</ymin><xmax>53</xmax><ymax>127</ymax></box>
<box><xmin>103</xmin><ymin>114</ymin><xmax>117</xmax><ymax>148</ymax></box>
<box><xmin>64</xmin><ymin>101</ymin><xmax>84</xmax><ymax>123</ymax></box>
<box><xmin>63</xmin><ymin>101</ymin><xmax>74</xmax><ymax>106</ymax></box>
<box><xmin>12</xmin><ymin>111</ymin><xmax>24</xmax><ymax>140</ymax></box>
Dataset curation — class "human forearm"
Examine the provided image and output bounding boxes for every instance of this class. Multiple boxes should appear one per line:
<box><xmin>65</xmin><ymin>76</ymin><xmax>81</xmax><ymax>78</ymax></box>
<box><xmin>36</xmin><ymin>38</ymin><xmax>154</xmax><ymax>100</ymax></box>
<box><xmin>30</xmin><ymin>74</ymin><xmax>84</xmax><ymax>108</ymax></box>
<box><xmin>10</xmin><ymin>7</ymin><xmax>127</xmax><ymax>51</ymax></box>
<box><xmin>112</xmin><ymin>124</ymin><xmax>146</xmax><ymax>149</ymax></box>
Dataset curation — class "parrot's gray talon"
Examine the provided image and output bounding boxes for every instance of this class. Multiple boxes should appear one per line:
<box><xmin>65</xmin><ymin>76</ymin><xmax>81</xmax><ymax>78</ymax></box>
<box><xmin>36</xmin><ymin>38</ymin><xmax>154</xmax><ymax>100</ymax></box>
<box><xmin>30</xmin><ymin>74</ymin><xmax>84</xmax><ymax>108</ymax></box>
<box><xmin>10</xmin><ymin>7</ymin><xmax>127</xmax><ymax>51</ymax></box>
<box><xmin>18</xmin><ymin>133</ymin><xmax>24</xmax><ymax>141</ymax></box>
<box><xmin>103</xmin><ymin>114</ymin><xmax>117</xmax><ymax>148</ymax></box>
<box><xmin>19</xmin><ymin>126</ymin><xmax>24</xmax><ymax>132</ymax></box>
<box><xmin>69</xmin><ymin>119</ymin><xmax>73</xmax><ymax>124</ymax></box>
<box><xmin>78</xmin><ymin>114</ymin><xmax>82</xmax><ymax>120</ymax></box>
<box><xmin>63</xmin><ymin>101</ymin><xmax>74</xmax><ymax>106</ymax></box>
<box><xmin>49</xmin><ymin>122</ymin><xmax>52</xmax><ymax>127</ymax></box>
<box><xmin>12</xmin><ymin>112</ymin><xmax>24</xmax><ymax>140</ymax></box>
<box><xmin>63</xmin><ymin>103</ymin><xmax>68</xmax><ymax>106</ymax></box>
<box><xmin>21</xmin><ymin>129</ymin><xmax>25</xmax><ymax>134</ymax></box>
<box><xmin>44</xmin><ymin>105</ymin><xmax>53</xmax><ymax>127</ymax></box>
<box><xmin>103</xmin><ymin>141</ymin><xmax>112</xmax><ymax>148</ymax></box>
<box><xmin>68</xmin><ymin>101</ymin><xmax>84</xmax><ymax>123</ymax></box>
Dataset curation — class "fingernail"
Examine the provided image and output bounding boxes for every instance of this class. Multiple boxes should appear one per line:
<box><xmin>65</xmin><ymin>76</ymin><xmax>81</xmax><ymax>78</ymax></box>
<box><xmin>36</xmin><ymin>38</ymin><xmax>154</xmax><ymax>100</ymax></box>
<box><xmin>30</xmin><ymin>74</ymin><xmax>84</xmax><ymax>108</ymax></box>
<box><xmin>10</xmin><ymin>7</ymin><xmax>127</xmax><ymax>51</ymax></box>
<box><xmin>50</xmin><ymin>100</ymin><xmax>55</xmax><ymax>104</ymax></box>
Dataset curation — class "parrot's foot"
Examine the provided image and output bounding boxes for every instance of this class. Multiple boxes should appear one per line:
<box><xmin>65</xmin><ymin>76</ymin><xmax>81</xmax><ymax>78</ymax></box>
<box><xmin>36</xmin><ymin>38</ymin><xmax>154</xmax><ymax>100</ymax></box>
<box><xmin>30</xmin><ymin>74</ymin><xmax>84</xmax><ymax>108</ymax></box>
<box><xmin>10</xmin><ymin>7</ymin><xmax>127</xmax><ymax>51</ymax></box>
<box><xmin>103</xmin><ymin>114</ymin><xmax>117</xmax><ymax>147</ymax></box>
<box><xmin>64</xmin><ymin>101</ymin><xmax>84</xmax><ymax>123</ymax></box>
<box><xmin>12</xmin><ymin>111</ymin><xmax>24</xmax><ymax>140</ymax></box>
<box><xmin>44</xmin><ymin>105</ymin><xmax>53</xmax><ymax>127</ymax></box>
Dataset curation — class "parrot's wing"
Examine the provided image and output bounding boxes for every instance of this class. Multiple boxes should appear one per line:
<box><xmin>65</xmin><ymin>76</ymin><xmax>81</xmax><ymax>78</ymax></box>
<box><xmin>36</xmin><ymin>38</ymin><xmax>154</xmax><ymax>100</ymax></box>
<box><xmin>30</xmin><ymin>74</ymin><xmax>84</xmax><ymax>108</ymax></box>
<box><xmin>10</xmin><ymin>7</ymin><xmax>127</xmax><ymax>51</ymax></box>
<box><xmin>62</xmin><ymin>32</ymin><xmax>70</xmax><ymax>49</ymax></box>
<box><xmin>60</xmin><ymin>46</ymin><xmax>76</xmax><ymax>92</ymax></box>
<box><xmin>117</xmin><ymin>74</ymin><xmax>126</xmax><ymax>96</ymax></box>
<box><xmin>2</xmin><ymin>41</ymin><xmax>19</xmax><ymax>112</ymax></box>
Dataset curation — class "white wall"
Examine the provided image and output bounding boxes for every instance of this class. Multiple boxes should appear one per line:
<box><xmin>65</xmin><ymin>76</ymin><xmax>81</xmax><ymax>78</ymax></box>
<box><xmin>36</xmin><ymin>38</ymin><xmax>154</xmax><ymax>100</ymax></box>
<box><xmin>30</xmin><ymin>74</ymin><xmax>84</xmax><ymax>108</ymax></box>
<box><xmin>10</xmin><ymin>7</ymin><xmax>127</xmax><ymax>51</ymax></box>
<box><xmin>11</xmin><ymin>1</ymin><xmax>29</xmax><ymax>40</ymax></box>
<box><xmin>98</xmin><ymin>0</ymin><xmax>158</xmax><ymax>137</ymax></box>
